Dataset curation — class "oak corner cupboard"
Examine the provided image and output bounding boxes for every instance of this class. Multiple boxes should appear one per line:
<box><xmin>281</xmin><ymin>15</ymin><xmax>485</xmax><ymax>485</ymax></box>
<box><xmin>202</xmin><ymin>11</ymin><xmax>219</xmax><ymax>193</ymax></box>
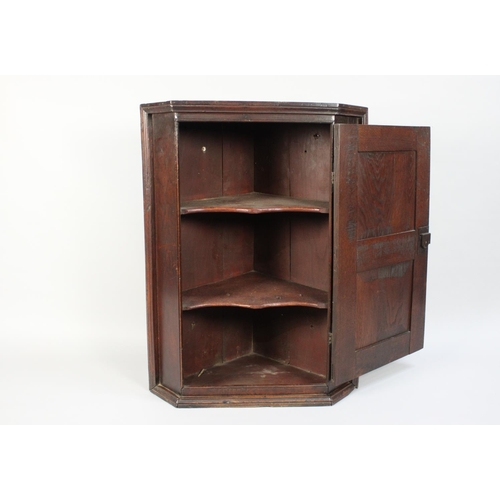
<box><xmin>140</xmin><ymin>100</ymin><xmax>431</xmax><ymax>408</ymax></box>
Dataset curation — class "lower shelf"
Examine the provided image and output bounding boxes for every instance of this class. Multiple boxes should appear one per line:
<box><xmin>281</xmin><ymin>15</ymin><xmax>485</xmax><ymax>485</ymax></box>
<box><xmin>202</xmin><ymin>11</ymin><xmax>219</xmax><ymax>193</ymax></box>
<box><xmin>184</xmin><ymin>354</ymin><xmax>325</xmax><ymax>387</ymax></box>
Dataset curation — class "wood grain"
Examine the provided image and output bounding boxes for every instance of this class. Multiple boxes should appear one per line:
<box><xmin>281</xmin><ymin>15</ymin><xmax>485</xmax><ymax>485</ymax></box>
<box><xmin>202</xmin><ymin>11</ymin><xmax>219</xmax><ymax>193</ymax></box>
<box><xmin>289</xmin><ymin>124</ymin><xmax>331</xmax><ymax>202</ymax></box>
<box><xmin>181</xmin><ymin>308</ymin><xmax>253</xmax><ymax>378</ymax></box>
<box><xmin>140</xmin><ymin>108</ymin><xmax>157</xmax><ymax>389</ymax></box>
<box><xmin>151</xmin><ymin>112</ymin><xmax>182</xmax><ymax>393</ymax></box>
<box><xmin>180</xmin><ymin>214</ymin><xmax>254</xmax><ymax>291</ymax></box>
<box><xmin>178</xmin><ymin>123</ymin><xmax>222</xmax><ymax>202</ymax></box>
<box><xmin>182</xmin><ymin>271</ymin><xmax>328</xmax><ymax>311</ymax></box>
<box><xmin>183</xmin><ymin>354</ymin><xmax>325</xmax><ymax>387</ymax></box>
<box><xmin>181</xmin><ymin>192</ymin><xmax>329</xmax><ymax>214</ymax></box>
<box><xmin>254</xmin><ymin>308</ymin><xmax>329</xmax><ymax>377</ymax></box>
<box><xmin>253</xmin><ymin>213</ymin><xmax>290</xmax><ymax>281</ymax></box>
<box><xmin>140</xmin><ymin>101</ymin><xmax>429</xmax><ymax>409</ymax></box>
<box><xmin>332</xmin><ymin>124</ymin><xmax>359</xmax><ymax>386</ymax></box>
<box><xmin>355</xmin><ymin>331</ymin><xmax>411</xmax><ymax>376</ymax></box>
<box><xmin>332</xmin><ymin>124</ymin><xmax>430</xmax><ymax>386</ymax></box>
<box><xmin>355</xmin><ymin>262</ymin><xmax>413</xmax><ymax>349</ymax></box>
<box><xmin>357</xmin><ymin>150</ymin><xmax>416</xmax><ymax>240</ymax></box>
<box><xmin>290</xmin><ymin>214</ymin><xmax>330</xmax><ymax>291</ymax></box>
<box><xmin>222</xmin><ymin>124</ymin><xmax>254</xmax><ymax>196</ymax></box>
<box><xmin>356</xmin><ymin>230</ymin><xmax>417</xmax><ymax>272</ymax></box>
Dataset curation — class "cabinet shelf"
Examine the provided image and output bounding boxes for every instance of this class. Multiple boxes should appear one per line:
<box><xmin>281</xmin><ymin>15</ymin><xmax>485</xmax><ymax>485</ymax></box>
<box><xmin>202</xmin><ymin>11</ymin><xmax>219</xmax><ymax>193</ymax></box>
<box><xmin>180</xmin><ymin>192</ymin><xmax>329</xmax><ymax>215</ymax></box>
<box><xmin>183</xmin><ymin>354</ymin><xmax>325</xmax><ymax>387</ymax></box>
<box><xmin>182</xmin><ymin>271</ymin><xmax>328</xmax><ymax>311</ymax></box>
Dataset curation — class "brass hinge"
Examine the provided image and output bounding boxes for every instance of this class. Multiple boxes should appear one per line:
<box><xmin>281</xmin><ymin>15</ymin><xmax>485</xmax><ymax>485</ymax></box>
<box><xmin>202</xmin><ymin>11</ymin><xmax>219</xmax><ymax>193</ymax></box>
<box><xmin>328</xmin><ymin>332</ymin><xmax>333</xmax><ymax>345</ymax></box>
<box><xmin>331</xmin><ymin>171</ymin><xmax>334</xmax><ymax>185</ymax></box>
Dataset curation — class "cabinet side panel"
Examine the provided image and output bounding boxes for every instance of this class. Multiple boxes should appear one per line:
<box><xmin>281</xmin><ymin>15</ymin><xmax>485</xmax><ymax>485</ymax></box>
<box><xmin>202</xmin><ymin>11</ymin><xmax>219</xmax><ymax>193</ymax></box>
<box><xmin>152</xmin><ymin>113</ymin><xmax>182</xmax><ymax>393</ymax></box>
<box><xmin>141</xmin><ymin>109</ymin><xmax>158</xmax><ymax>389</ymax></box>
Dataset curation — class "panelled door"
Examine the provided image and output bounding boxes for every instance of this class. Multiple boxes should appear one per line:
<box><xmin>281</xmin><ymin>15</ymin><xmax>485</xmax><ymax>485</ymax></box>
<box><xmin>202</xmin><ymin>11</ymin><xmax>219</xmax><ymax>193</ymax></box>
<box><xmin>332</xmin><ymin>125</ymin><xmax>430</xmax><ymax>386</ymax></box>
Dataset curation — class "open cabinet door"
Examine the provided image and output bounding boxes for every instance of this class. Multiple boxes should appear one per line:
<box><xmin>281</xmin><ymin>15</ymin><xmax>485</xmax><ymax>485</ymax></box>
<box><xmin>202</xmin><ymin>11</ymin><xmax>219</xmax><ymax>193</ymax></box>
<box><xmin>332</xmin><ymin>125</ymin><xmax>430</xmax><ymax>386</ymax></box>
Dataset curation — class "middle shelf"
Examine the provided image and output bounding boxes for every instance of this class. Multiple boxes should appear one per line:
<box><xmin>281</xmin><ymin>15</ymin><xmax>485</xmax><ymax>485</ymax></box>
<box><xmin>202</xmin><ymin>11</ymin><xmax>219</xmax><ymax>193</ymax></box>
<box><xmin>181</xmin><ymin>191</ymin><xmax>329</xmax><ymax>215</ymax></box>
<box><xmin>182</xmin><ymin>271</ymin><xmax>328</xmax><ymax>311</ymax></box>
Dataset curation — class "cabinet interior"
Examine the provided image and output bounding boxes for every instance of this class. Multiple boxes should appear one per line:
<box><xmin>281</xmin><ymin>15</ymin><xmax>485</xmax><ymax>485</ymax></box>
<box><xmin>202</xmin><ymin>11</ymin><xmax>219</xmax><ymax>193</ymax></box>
<box><xmin>179</xmin><ymin>122</ymin><xmax>332</xmax><ymax>386</ymax></box>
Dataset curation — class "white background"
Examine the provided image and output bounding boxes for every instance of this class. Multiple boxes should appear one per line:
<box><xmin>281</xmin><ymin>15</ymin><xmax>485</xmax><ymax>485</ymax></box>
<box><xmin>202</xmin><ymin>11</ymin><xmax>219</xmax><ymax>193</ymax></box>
<box><xmin>2</xmin><ymin>75</ymin><xmax>499</xmax><ymax>425</ymax></box>
<box><xmin>1</xmin><ymin>2</ymin><xmax>499</xmax><ymax>498</ymax></box>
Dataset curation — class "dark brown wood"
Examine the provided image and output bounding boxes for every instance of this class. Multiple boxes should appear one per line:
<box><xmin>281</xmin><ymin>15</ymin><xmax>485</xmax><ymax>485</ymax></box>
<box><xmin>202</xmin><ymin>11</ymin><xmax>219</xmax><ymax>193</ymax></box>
<box><xmin>140</xmin><ymin>101</ymin><xmax>429</xmax><ymax>409</ymax></box>
<box><xmin>150</xmin><ymin>112</ymin><xmax>182</xmax><ymax>394</ymax></box>
<box><xmin>141</xmin><ymin>101</ymin><xmax>368</xmax><ymax>127</ymax></box>
<box><xmin>180</xmin><ymin>215</ymin><xmax>254</xmax><ymax>291</ymax></box>
<box><xmin>356</xmin><ymin>230</ymin><xmax>417</xmax><ymax>273</ymax></box>
<box><xmin>254</xmin><ymin>308</ymin><xmax>329</xmax><ymax>377</ymax></box>
<box><xmin>288</xmin><ymin>124</ymin><xmax>331</xmax><ymax>202</ymax></box>
<box><xmin>253</xmin><ymin>213</ymin><xmax>291</xmax><ymax>281</ymax></box>
<box><xmin>153</xmin><ymin>379</ymin><xmax>357</xmax><ymax>407</ymax></box>
<box><xmin>184</xmin><ymin>354</ymin><xmax>325</xmax><ymax>387</ymax></box>
<box><xmin>290</xmin><ymin>214</ymin><xmax>330</xmax><ymax>291</ymax></box>
<box><xmin>181</xmin><ymin>192</ymin><xmax>329</xmax><ymax>214</ymax></box>
<box><xmin>222</xmin><ymin>124</ymin><xmax>254</xmax><ymax>196</ymax></box>
<box><xmin>355</xmin><ymin>331</ymin><xmax>411</xmax><ymax>374</ymax></box>
<box><xmin>357</xmin><ymin>150</ymin><xmax>416</xmax><ymax>239</ymax></box>
<box><xmin>332</xmin><ymin>124</ymin><xmax>431</xmax><ymax>385</ymax></box>
<box><xmin>141</xmin><ymin>100</ymin><xmax>369</xmax><ymax>115</ymax></box>
<box><xmin>410</xmin><ymin>127</ymin><xmax>431</xmax><ymax>353</ymax></box>
<box><xmin>182</xmin><ymin>271</ymin><xmax>328</xmax><ymax>311</ymax></box>
<box><xmin>331</xmin><ymin>124</ymin><xmax>358</xmax><ymax>387</ymax></box>
<box><xmin>178</xmin><ymin>123</ymin><xmax>222</xmax><ymax>202</ymax></box>
<box><xmin>181</xmin><ymin>308</ymin><xmax>253</xmax><ymax>378</ymax></box>
<box><xmin>355</xmin><ymin>262</ymin><xmax>413</xmax><ymax>349</ymax></box>
<box><xmin>140</xmin><ymin>108</ymin><xmax>157</xmax><ymax>389</ymax></box>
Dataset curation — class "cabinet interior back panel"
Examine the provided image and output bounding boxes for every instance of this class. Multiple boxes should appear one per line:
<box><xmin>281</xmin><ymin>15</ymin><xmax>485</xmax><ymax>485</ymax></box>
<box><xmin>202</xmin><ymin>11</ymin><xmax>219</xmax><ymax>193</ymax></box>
<box><xmin>290</xmin><ymin>214</ymin><xmax>330</xmax><ymax>291</ymax></box>
<box><xmin>254</xmin><ymin>123</ymin><xmax>331</xmax><ymax>201</ymax></box>
<box><xmin>253</xmin><ymin>308</ymin><xmax>328</xmax><ymax>377</ymax></box>
<box><xmin>177</xmin><ymin>122</ymin><xmax>331</xmax><ymax>202</ymax></box>
<box><xmin>178</xmin><ymin>123</ymin><xmax>223</xmax><ymax>201</ymax></box>
<box><xmin>180</xmin><ymin>215</ymin><xmax>254</xmax><ymax>291</ymax></box>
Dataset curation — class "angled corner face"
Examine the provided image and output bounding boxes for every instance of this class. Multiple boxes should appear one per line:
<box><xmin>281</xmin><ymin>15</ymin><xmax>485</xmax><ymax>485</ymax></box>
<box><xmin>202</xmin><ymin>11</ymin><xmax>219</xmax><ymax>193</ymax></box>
<box><xmin>140</xmin><ymin>106</ymin><xmax>158</xmax><ymax>390</ymax></box>
<box><xmin>141</xmin><ymin>110</ymin><xmax>183</xmax><ymax>394</ymax></box>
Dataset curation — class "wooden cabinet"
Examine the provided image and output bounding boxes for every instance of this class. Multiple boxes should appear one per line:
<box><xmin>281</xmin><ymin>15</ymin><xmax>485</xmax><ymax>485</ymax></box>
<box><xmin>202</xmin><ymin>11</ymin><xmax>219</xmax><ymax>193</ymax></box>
<box><xmin>140</xmin><ymin>101</ymin><xmax>430</xmax><ymax>407</ymax></box>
